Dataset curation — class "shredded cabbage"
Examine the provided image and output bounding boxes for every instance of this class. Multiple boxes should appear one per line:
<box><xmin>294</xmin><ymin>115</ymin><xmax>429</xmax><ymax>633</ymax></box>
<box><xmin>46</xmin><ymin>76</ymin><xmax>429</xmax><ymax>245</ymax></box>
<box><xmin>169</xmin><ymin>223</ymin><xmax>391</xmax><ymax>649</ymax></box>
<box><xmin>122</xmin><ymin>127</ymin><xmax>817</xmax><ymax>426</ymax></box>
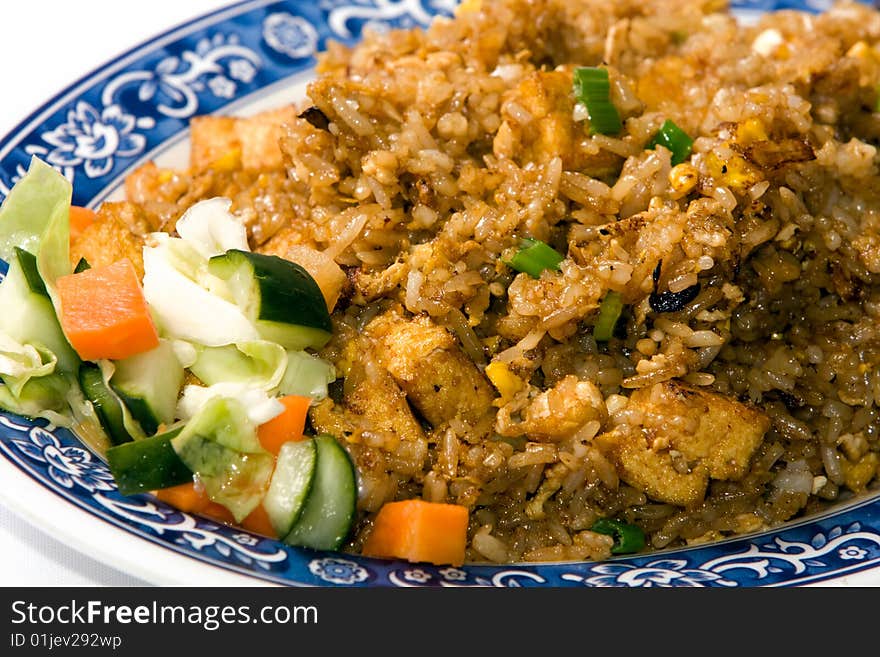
<box><xmin>0</xmin><ymin>330</ymin><xmax>57</xmax><ymax>397</ymax></box>
<box><xmin>175</xmin><ymin>198</ymin><xmax>249</xmax><ymax>259</ymax></box>
<box><xmin>176</xmin><ymin>382</ymin><xmax>285</xmax><ymax>427</ymax></box>
<box><xmin>142</xmin><ymin>238</ymin><xmax>258</xmax><ymax>346</ymax></box>
<box><xmin>171</xmin><ymin>396</ymin><xmax>274</xmax><ymax>522</ymax></box>
<box><xmin>190</xmin><ymin>340</ymin><xmax>287</xmax><ymax>391</ymax></box>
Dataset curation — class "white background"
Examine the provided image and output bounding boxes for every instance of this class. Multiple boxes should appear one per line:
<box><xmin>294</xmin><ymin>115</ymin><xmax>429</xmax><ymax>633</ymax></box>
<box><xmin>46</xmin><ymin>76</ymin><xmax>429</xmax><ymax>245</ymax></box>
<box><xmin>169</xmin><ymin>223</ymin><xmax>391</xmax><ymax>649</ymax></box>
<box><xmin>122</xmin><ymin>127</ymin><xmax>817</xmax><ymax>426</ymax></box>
<box><xmin>0</xmin><ymin>0</ymin><xmax>231</xmax><ymax>587</ymax></box>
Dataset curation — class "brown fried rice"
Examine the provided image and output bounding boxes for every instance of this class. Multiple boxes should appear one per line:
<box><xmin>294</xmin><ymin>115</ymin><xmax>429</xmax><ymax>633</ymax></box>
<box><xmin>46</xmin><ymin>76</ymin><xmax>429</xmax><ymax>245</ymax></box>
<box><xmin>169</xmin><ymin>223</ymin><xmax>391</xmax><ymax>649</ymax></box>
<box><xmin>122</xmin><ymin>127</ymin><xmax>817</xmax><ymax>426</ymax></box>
<box><xmin>79</xmin><ymin>0</ymin><xmax>880</xmax><ymax>562</ymax></box>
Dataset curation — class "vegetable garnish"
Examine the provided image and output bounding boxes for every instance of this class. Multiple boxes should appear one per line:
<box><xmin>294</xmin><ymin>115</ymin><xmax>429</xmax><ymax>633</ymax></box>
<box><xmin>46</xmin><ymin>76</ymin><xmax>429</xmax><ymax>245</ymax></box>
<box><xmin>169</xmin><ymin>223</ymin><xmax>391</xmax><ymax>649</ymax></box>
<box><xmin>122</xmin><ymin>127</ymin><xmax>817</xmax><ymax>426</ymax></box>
<box><xmin>110</xmin><ymin>339</ymin><xmax>184</xmax><ymax>436</ymax></box>
<box><xmin>0</xmin><ymin>157</ymin><xmax>71</xmax><ymax>265</ymax></box>
<box><xmin>155</xmin><ymin>482</ymin><xmax>236</xmax><ymax>524</ymax></box>
<box><xmin>257</xmin><ymin>394</ymin><xmax>311</xmax><ymax>455</ymax></box>
<box><xmin>504</xmin><ymin>237</ymin><xmax>564</xmax><ymax>278</ymax></box>
<box><xmin>106</xmin><ymin>426</ymin><xmax>192</xmax><ymax>495</ymax></box>
<box><xmin>263</xmin><ymin>438</ymin><xmax>317</xmax><ymax>537</ymax></box>
<box><xmin>15</xmin><ymin>247</ymin><xmax>48</xmax><ymax>297</ymax></box>
<box><xmin>171</xmin><ymin>396</ymin><xmax>275</xmax><ymax>523</ymax></box>
<box><xmin>283</xmin><ymin>434</ymin><xmax>357</xmax><ymax>550</ymax></box>
<box><xmin>208</xmin><ymin>249</ymin><xmax>332</xmax><ymax>351</ymax></box>
<box><xmin>590</xmin><ymin>518</ymin><xmax>646</xmax><ymax>555</ymax></box>
<box><xmin>0</xmin><ymin>157</ymin><xmax>359</xmax><ymax>550</ymax></box>
<box><xmin>593</xmin><ymin>291</ymin><xmax>624</xmax><ymax>342</ymax></box>
<box><xmin>362</xmin><ymin>499</ymin><xmax>469</xmax><ymax>566</ymax></box>
<box><xmin>573</xmin><ymin>66</ymin><xmax>622</xmax><ymax>135</ymax></box>
<box><xmin>154</xmin><ymin>481</ymin><xmax>212</xmax><ymax>514</ymax></box>
<box><xmin>56</xmin><ymin>258</ymin><xmax>160</xmax><ymax>361</ymax></box>
<box><xmin>239</xmin><ymin>503</ymin><xmax>277</xmax><ymax>539</ymax></box>
<box><xmin>79</xmin><ymin>364</ymin><xmax>138</xmax><ymax>446</ymax></box>
<box><xmin>646</xmin><ymin>119</ymin><xmax>693</xmax><ymax>166</ymax></box>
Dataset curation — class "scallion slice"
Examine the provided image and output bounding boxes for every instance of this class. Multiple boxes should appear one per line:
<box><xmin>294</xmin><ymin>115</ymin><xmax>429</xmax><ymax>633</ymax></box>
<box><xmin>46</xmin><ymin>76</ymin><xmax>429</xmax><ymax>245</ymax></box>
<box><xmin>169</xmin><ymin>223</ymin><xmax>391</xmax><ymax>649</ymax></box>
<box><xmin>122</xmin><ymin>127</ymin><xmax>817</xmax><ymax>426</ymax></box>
<box><xmin>505</xmin><ymin>238</ymin><xmax>564</xmax><ymax>279</ymax></box>
<box><xmin>593</xmin><ymin>291</ymin><xmax>624</xmax><ymax>342</ymax></box>
<box><xmin>647</xmin><ymin>119</ymin><xmax>693</xmax><ymax>166</ymax></box>
<box><xmin>591</xmin><ymin>518</ymin><xmax>646</xmax><ymax>555</ymax></box>
<box><xmin>573</xmin><ymin>67</ymin><xmax>622</xmax><ymax>136</ymax></box>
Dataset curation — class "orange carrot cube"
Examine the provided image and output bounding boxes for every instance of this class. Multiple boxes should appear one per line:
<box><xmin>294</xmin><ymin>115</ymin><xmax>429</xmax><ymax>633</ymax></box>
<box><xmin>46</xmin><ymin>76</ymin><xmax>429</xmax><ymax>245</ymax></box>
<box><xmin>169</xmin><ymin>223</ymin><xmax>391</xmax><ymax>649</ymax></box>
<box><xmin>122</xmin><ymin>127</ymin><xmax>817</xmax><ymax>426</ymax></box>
<box><xmin>57</xmin><ymin>258</ymin><xmax>159</xmax><ymax>361</ymax></box>
<box><xmin>362</xmin><ymin>500</ymin><xmax>469</xmax><ymax>566</ymax></box>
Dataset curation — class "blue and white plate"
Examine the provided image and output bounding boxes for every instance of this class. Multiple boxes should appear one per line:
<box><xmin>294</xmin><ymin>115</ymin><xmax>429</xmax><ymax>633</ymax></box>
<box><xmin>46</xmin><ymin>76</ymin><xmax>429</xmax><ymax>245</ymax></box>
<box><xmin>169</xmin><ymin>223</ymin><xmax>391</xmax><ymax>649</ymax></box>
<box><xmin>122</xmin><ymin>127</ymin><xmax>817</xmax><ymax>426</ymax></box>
<box><xmin>1</xmin><ymin>0</ymin><xmax>879</xmax><ymax>588</ymax></box>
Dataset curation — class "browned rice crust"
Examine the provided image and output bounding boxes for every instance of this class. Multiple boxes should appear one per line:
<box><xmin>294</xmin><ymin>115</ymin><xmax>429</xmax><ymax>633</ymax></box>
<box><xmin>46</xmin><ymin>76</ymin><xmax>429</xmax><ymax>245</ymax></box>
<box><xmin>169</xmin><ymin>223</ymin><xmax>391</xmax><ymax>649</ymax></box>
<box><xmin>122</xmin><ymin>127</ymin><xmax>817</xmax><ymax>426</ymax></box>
<box><xmin>113</xmin><ymin>0</ymin><xmax>880</xmax><ymax>562</ymax></box>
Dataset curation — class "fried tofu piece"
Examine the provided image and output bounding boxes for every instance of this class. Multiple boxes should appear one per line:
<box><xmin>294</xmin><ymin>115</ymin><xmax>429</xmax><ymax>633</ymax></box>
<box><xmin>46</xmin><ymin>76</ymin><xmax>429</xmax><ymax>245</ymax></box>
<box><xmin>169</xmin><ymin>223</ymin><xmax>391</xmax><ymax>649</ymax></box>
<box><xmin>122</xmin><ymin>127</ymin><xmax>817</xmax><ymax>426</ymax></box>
<box><xmin>94</xmin><ymin>200</ymin><xmax>158</xmax><ymax>236</ymax></box>
<box><xmin>494</xmin><ymin>70</ymin><xmax>622</xmax><ymax>176</ymax></box>
<box><xmin>595</xmin><ymin>426</ymin><xmax>710</xmax><ymax>507</ymax></box>
<box><xmin>594</xmin><ymin>382</ymin><xmax>769</xmax><ymax>507</ymax></box>
<box><xmin>366</xmin><ymin>310</ymin><xmax>495</xmax><ymax>427</ymax></box>
<box><xmin>69</xmin><ymin>207</ymin><xmax>145</xmax><ymax>278</ymax></box>
<box><xmin>310</xmin><ymin>353</ymin><xmax>425</xmax><ymax>453</ymax></box>
<box><xmin>189</xmin><ymin>106</ymin><xmax>300</xmax><ymax>171</ymax></box>
<box><xmin>351</xmin><ymin>260</ymin><xmax>409</xmax><ymax>302</ymax></box>
<box><xmin>629</xmin><ymin>381</ymin><xmax>769</xmax><ymax>481</ymax></box>
<box><xmin>189</xmin><ymin>116</ymin><xmax>238</xmax><ymax>172</ymax></box>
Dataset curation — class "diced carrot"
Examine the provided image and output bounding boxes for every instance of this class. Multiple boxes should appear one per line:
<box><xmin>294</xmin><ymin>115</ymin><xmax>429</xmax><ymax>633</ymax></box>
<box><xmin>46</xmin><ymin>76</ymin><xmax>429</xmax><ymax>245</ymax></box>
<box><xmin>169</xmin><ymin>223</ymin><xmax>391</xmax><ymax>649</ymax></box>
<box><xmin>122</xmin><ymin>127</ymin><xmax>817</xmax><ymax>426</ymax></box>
<box><xmin>155</xmin><ymin>482</ymin><xmax>209</xmax><ymax>514</ymax></box>
<box><xmin>56</xmin><ymin>258</ymin><xmax>159</xmax><ymax>361</ymax></box>
<box><xmin>69</xmin><ymin>205</ymin><xmax>98</xmax><ymax>240</ymax></box>
<box><xmin>155</xmin><ymin>482</ymin><xmax>236</xmax><ymax>524</ymax></box>
<box><xmin>200</xmin><ymin>501</ymin><xmax>236</xmax><ymax>525</ymax></box>
<box><xmin>239</xmin><ymin>504</ymin><xmax>277</xmax><ymax>539</ymax></box>
<box><xmin>257</xmin><ymin>395</ymin><xmax>311</xmax><ymax>456</ymax></box>
<box><xmin>362</xmin><ymin>500</ymin><xmax>469</xmax><ymax>566</ymax></box>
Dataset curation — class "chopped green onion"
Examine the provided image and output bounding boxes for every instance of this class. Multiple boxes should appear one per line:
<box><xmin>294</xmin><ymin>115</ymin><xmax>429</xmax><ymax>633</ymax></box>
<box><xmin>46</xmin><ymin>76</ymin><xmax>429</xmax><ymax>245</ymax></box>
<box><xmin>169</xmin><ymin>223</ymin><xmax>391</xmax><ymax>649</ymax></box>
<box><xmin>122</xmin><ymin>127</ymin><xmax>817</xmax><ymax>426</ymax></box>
<box><xmin>647</xmin><ymin>119</ymin><xmax>693</xmax><ymax>166</ymax></box>
<box><xmin>593</xmin><ymin>291</ymin><xmax>624</xmax><ymax>342</ymax></box>
<box><xmin>573</xmin><ymin>67</ymin><xmax>622</xmax><ymax>136</ymax></box>
<box><xmin>504</xmin><ymin>238</ymin><xmax>564</xmax><ymax>279</ymax></box>
<box><xmin>591</xmin><ymin>518</ymin><xmax>646</xmax><ymax>555</ymax></box>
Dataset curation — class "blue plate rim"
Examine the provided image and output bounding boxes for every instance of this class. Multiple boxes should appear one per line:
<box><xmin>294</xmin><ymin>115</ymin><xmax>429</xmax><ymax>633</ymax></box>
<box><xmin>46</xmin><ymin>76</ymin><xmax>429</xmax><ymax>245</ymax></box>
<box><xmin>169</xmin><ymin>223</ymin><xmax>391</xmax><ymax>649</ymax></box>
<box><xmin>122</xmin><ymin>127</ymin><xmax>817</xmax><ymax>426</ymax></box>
<box><xmin>0</xmin><ymin>0</ymin><xmax>878</xmax><ymax>587</ymax></box>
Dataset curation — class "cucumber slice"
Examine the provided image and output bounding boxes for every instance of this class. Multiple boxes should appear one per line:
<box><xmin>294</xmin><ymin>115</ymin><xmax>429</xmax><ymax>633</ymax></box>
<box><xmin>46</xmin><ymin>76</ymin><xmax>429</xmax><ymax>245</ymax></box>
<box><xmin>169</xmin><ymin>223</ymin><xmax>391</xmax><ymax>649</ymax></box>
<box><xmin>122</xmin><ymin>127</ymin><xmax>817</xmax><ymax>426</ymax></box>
<box><xmin>0</xmin><ymin>250</ymin><xmax>79</xmax><ymax>373</ymax></box>
<box><xmin>208</xmin><ymin>249</ymin><xmax>332</xmax><ymax>351</ymax></box>
<box><xmin>106</xmin><ymin>426</ymin><xmax>192</xmax><ymax>495</ymax></box>
<box><xmin>284</xmin><ymin>434</ymin><xmax>357</xmax><ymax>551</ymax></box>
<box><xmin>110</xmin><ymin>340</ymin><xmax>184</xmax><ymax>436</ymax></box>
<box><xmin>263</xmin><ymin>438</ymin><xmax>317</xmax><ymax>537</ymax></box>
<box><xmin>78</xmin><ymin>364</ymin><xmax>135</xmax><ymax>446</ymax></box>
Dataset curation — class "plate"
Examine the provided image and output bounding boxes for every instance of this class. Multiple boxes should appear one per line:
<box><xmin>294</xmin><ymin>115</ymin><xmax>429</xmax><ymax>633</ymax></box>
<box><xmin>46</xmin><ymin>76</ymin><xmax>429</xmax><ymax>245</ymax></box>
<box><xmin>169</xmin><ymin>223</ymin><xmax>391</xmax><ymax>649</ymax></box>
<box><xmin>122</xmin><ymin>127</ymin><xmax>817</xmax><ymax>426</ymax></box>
<box><xmin>1</xmin><ymin>0</ymin><xmax>879</xmax><ymax>588</ymax></box>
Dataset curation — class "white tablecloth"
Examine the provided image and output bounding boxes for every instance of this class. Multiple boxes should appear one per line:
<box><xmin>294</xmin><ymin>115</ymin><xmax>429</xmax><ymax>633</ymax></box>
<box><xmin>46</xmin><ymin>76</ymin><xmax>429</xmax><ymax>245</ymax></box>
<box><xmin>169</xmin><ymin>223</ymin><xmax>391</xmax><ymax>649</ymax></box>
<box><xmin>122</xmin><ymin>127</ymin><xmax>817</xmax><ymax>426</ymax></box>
<box><xmin>0</xmin><ymin>0</ymin><xmax>231</xmax><ymax>587</ymax></box>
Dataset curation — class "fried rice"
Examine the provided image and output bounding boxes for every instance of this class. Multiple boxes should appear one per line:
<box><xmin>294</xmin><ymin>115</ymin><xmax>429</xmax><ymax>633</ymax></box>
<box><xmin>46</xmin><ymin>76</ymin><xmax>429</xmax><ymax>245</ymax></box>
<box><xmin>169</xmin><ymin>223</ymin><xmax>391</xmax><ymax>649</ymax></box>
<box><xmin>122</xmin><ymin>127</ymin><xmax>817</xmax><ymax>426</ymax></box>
<box><xmin>85</xmin><ymin>0</ymin><xmax>880</xmax><ymax>562</ymax></box>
